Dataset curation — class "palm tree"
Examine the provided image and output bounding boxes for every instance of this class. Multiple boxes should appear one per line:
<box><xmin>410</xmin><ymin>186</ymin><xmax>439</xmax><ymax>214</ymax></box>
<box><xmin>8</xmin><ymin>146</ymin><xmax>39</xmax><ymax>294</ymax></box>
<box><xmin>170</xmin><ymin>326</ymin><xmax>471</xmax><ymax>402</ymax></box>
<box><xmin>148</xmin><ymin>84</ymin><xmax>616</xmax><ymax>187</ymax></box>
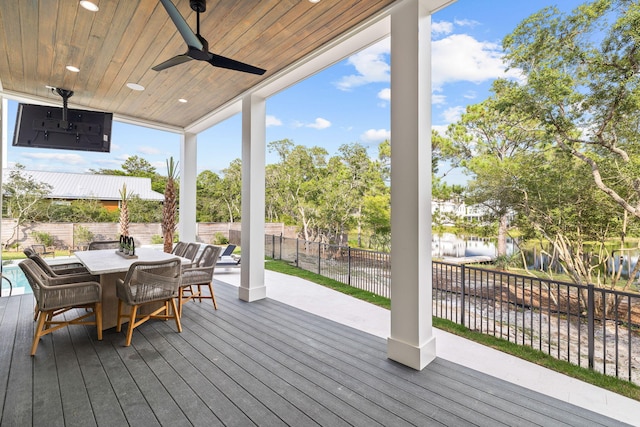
<box><xmin>119</xmin><ymin>183</ymin><xmax>130</xmax><ymax>237</ymax></box>
<box><xmin>162</xmin><ymin>157</ymin><xmax>179</xmax><ymax>253</ymax></box>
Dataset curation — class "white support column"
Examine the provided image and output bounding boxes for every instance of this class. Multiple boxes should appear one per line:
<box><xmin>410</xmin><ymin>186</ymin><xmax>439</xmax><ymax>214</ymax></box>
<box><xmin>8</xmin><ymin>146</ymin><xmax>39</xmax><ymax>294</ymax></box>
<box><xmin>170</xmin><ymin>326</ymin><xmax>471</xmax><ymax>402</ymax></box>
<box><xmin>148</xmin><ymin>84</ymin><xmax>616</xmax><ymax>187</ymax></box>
<box><xmin>1</xmin><ymin>97</ymin><xmax>7</xmax><ymax>168</ymax></box>
<box><xmin>387</xmin><ymin>0</ymin><xmax>436</xmax><ymax>370</ymax></box>
<box><xmin>238</xmin><ymin>94</ymin><xmax>267</xmax><ymax>302</ymax></box>
<box><xmin>179</xmin><ymin>132</ymin><xmax>197</xmax><ymax>242</ymax></box>
<box><xmin>0</xmin><ymin>97</ymin><xmax>6</xmax><ymax>256</ymax></box>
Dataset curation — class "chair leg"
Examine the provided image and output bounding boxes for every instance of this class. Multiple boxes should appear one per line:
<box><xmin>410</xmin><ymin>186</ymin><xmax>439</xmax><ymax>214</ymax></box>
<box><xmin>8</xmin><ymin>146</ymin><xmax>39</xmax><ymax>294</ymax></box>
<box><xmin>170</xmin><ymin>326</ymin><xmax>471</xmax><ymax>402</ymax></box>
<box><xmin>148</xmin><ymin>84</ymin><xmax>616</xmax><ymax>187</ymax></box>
<box><xmin>207</xmin><ymin>282</ymin><xmax>218</xmax><ymax>310</ymax></box>
<box><xmin>95</xmin><ymin>302</ymin><xmax>103</xmax><ymax>341</ymax></box>
<box><xmin>178</xmin><ymin>287</ymin><xmax>184</xmax><ymax>318</ymax></box>
<box><xmin>31</xmin><ymin>311</ymin><xmax>48</xmax><ymax>356</ymax></box>
<box><xmin>124</xmin><ymin>305</ymin><xmax>138</xmax><ymax>347</ymax></box>
<box><xmin>169</xmin><ymin>298</ymin><xmax>182</xmax><ymax>333</ymax></box>
<box><xmin>116</xmin><ymin>299</ymin><xmax>123</xmax><ymax>332</ymax></box>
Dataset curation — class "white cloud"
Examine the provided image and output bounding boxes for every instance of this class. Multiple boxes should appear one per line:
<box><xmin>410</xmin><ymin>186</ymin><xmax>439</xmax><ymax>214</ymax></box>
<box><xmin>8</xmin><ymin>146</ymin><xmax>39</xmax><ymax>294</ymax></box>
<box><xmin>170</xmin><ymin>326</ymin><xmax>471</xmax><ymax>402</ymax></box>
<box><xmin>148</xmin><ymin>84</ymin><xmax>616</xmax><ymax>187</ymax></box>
<box><xmin>432</xmin><ymin>21</ymin><xmax>454</xmax><ymax>35</ymax></box>
<box><xmin>463</xmin><ymin>90</ymin><xmax>477</xmax><ymax>99</ymax></box>
<box><xmin>432</xmin><ymin>34</ymin><xmax>523</xmax><ymax>89</ymax></box>
<box><xmin>151</xmin><ymin>161</ymin><xmax>166</xmax><ymax>171</ymax></box>
<box><xmin>307</xmin><ymin>118</ymin><xmax>331</xmax><ymax>130</ymax></box>
<box><xmin>335</xmin><ymin>32</ymin><xmax>523</xmax><ymax>93</ymax></box>
<box><xmin>334</xmin><ymin>39</ymin><xmax>390</xmax><ymax>91</ymax></box>
<box><xmin>432</xmin><ymin>124</ymin><xmax>449</xmax><ymax>135</ymax></box>
<box><xmin>94</xmin><ymin>158</ymin><xmax>123</xmax><ymax>167</ymax></box>
<box><xmin>432</xmin><ymin>94</ymin><xmax>447</xmax><ymax>105</ymax></box>
<box><xmin>138</xmin><ymin>146</ymin><xmax>161</xmax><ymax>155</ymax></box>
<box><xmin>378</xmin><ymin>88</ymin><xmax>390</xmax><ymax>101</ymax></box>
<box><xmin>22</xmin><ymin>152</ymin><xmax>85</xmax><ymax>165</ymax></box>
<box><xmin>454</xmin><ymin>19</ymin><xmax>480</xmax><ymax>28</ymax></box>
<box><xmin>442</xmin><ymin>105</ymin><xmax>466</xmax><ymax>123</ymax></box>
<box><xmin>266</xmin><ymin>115</ymin><xmax>282</xmax><ymax>127</ymax></box>
<box><xmin>361</xmin><ymin>128</ymin><xmax>390</xmax><ymax>143</ymax></box>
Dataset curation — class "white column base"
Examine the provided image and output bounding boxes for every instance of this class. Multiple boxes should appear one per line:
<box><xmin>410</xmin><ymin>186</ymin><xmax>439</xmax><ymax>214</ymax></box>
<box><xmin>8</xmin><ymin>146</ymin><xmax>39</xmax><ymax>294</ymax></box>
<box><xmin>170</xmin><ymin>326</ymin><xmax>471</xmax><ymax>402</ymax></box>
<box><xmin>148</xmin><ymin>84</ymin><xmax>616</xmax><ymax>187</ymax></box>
<box><xmin>238</xmin><ymin>285</ymin><xmax>267</xmax><ymax>302</ymax></box>
<box><xmin>387</xmin><ymin>335</ymin><xmax>436</xmax><ymax>370</ymax></box>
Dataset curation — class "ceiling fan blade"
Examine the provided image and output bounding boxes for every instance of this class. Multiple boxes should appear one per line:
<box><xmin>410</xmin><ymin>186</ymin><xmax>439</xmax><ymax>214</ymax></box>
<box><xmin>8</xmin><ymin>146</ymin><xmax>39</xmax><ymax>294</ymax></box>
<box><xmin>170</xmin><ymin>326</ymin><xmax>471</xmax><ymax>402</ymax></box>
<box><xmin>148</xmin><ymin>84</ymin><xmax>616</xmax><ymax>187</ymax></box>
<box><xmin>158</xmin><ymin>0</ymin><xmax>204</xmax><ymax>50</ymax></box>
<box><xmin>208</xmin><ymin>53</ymin><xmax>266</xmax><ymax>75</ymax></box>
<box><xmin>152</xmin><ymin>54</ymin><xmax>193</xmax><ymax>71</ymax></box>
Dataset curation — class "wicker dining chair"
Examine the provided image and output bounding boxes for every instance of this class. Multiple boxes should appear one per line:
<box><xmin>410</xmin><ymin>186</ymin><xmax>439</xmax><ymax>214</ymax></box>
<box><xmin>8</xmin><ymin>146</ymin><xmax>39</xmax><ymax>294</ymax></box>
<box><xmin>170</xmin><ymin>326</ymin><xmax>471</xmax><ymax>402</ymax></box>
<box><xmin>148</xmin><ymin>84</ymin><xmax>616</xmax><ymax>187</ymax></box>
<box><xmin>25</xmin><ymin>249</ymin><xmax>91</xmax><ymax>276</ymax></box>
<box><xmin>30</xmin><ymin>244</ymin><xmax>55</xmax><ymax>258</ymax></box>
<box><xmin>19</xmin><ymin>259</ymin><xmax>102</xmax><ymax>356</ymax></box>
<box><xmin>25</xmin><ymin>250</ymin><xmax>98</xmax><ymax>321</ymax></box>
<box><xmin>181</xmin><ymin>242</ymin><xmax>201</xmax><ymax>264</ymax></box>
<box><xmin>88</xmin><ymin>240</ymin><xmax>121</xmax><ymax>250</ymax></box>
<box><xmin>171</xmin><ymin>241</ymin><xmax>188</xmax><ymax>257</ymax></box>
<box><xmin>178</xmin><ymin>245</ymin><xmax>222</xmax><ymax>317</ymax></box>
<box><xmin>115</xmin><ymin>258</ymin><xmax>182</xmax><ymax>346</ymax></box>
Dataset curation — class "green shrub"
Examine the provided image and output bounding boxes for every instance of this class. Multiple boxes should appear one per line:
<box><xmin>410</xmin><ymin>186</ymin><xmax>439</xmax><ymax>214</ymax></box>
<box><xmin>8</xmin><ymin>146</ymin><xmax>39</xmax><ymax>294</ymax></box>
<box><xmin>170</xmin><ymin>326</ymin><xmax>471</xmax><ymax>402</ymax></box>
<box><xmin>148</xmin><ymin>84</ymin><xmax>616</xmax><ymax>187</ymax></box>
<box><xmin>212</xmin><ymin>232</ymin><xmax>229</xmax><ymax>245</ymax></box>
<box><xmin>150</xmin><ymin>234</ymin><xmax>164</xmax><ymax>244</ymax></box>
<box><xmin>31</xmin><ymin>230</ymin><xmax>55</xmax><ymax>247</ymax></box>
<box><xmin>74</xmin><ymin>225</ymin><xmax>94</xmax><ymax>246</ymax></box>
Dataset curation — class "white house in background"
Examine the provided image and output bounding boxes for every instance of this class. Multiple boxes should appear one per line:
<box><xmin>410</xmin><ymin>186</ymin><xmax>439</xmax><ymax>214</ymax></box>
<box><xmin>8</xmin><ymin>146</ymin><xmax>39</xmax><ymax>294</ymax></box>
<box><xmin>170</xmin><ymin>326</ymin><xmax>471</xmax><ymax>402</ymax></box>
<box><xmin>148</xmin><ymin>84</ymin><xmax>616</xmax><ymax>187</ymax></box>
<box><xmin>2</xmin><ymin>169</ymin><xmax>164</xmax><ymax>212</ymax></box>
<box><xmin>432</xmin><ymin>199</ymin><xmax>514</xmax><ymax>225</ymax></box>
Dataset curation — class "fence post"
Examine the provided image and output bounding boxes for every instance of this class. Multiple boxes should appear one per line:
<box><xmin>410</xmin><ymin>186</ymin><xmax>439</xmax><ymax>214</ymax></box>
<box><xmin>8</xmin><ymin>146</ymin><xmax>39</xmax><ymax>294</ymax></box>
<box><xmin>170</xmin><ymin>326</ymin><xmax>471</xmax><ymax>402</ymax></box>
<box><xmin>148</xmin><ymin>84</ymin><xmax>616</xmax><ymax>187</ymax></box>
<box><xmin>279</xmin><ymin>234</ymin><xmax>283</xmax><ymax>260</ymax></box>
<box><xmin>272</xmin><ymin>234</ymin><xmax>275</xmax><ymax>259</ymax></box>
<box><xmin>460</xmin><ymin>264</ymin><xmax>466</xmax><ymax>327</ymax></box>
<box><xmin>348</xmin><ymin>246</ymin><xmax>352</xmax><ymax>286</ymax></box>
<box><xmin>296</xmin><ymin>238</ymin><xmax>299</xmax><ymax>268</ymax></box>
<box><xmin>587</xmin><ymin>283</ymin><xmax>595</xmax><ymax>370</ymax></box>
<box><xmin>318</xmin><ymin>241</ymin><xmax>321</xmax><ymax>275</ymax></box>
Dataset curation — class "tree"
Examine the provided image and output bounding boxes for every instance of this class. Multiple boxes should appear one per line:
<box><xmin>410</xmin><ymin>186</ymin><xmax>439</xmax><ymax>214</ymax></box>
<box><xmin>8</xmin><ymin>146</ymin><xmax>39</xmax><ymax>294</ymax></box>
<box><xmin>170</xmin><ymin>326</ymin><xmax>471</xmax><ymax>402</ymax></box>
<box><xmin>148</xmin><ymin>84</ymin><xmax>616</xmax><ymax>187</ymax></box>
<box><xmin>119</xmin><ymin>184</ymin><xmax>130</xmax><ymax>236</ymax></box>
<box><xmin>196</xmin><ymin>170</ymin><xmax>223</xmax><ymax>222</ymax></box>
<box><xmin>121</xmin><ymin>155</ymin><xmax>157</xmax><ymax>177</ymax></box>
<box><xmin>162</xmin><ymin>157</ymin><xmax>179</xmax><ymax>253</ymax></box>
<box><xmin>446</xmin><ymin>80</ymin><xmax>544</xmax><ymax>258</ymax></box>
<box><xmin>503</xmin><ymin>0</ymin><xmax>640</xmax><ymax>225</ymax></box>
<box><xmin>91</xmin><ymin>155</ymin><xmax>167</xmax><ymax>193</ymax></box>
<box><xmin>2</xmin><ymin>164</ymin><xmax>52</xmax><ymax>250</ymax></box>
<box><xmin>266</xmin><ymin>139</ymin><xmax>327</xmax><ymax>242</ymax></box>
<box><xmin>219</xmin><ymin>160</ymin><xmax>242</xmax><ymax>223</ymax></box>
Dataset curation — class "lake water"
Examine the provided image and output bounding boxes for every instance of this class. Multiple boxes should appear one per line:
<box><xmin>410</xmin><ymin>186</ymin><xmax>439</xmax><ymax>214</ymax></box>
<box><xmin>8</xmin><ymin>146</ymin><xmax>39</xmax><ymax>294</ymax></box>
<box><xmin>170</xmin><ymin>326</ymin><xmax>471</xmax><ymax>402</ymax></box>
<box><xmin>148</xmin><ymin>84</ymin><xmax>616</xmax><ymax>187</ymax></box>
<box><xmin>432</xmin><ymin>234</ymin><xmax>517</xmax><ymax>259</ymax></box>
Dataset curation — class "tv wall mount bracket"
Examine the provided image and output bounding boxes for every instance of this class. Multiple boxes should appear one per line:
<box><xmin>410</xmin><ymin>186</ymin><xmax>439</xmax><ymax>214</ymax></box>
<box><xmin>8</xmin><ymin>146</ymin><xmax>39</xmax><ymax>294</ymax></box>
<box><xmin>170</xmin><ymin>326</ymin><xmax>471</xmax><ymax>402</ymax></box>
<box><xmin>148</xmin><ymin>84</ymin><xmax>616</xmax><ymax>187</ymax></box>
<box><xmin>37</xmin><ymin>87</ymin><xmax>101</xmax><ymax>137</ymax></box>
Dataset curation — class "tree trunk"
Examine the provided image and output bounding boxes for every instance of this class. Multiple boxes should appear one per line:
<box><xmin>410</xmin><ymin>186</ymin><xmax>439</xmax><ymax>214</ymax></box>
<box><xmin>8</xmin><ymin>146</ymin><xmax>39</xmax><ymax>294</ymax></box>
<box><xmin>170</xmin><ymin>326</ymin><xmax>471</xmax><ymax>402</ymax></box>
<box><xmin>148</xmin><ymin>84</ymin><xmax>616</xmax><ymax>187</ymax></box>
<box><xmin>497</xmin><ymin>213</ymin><xmax>508</xmax><ymax>257</ymax></box>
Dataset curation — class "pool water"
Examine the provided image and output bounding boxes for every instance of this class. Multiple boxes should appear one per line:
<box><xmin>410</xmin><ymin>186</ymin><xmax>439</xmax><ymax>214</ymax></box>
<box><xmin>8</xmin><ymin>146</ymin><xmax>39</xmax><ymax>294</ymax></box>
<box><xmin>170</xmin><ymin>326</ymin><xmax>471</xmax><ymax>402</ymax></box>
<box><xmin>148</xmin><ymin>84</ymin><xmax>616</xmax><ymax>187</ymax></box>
<box><xmin>1</xmin><ymin>264</ymin><xmax>32</xmax><ymax>297</ymax></box>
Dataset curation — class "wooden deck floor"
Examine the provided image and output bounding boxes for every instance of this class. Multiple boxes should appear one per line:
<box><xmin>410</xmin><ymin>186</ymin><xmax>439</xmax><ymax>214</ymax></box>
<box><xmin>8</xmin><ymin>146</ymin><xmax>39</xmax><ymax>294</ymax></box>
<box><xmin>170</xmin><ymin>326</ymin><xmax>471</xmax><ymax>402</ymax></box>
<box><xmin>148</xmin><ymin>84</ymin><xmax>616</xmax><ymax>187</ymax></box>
<box><xmin>0</xmin><ymin>281</ymin><xmax>630</xmax><ymax>426</ymax></box>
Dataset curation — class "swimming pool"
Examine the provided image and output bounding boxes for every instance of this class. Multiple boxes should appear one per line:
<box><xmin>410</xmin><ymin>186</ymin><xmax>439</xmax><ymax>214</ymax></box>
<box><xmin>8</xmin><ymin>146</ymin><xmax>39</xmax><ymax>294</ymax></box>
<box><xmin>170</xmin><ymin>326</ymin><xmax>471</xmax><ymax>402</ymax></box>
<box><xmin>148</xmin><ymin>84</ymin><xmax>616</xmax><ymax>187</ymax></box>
<box><xmin>1</xmin><ymin>263</ymin><xmax>32</xmax><ymax>297</ymax></box>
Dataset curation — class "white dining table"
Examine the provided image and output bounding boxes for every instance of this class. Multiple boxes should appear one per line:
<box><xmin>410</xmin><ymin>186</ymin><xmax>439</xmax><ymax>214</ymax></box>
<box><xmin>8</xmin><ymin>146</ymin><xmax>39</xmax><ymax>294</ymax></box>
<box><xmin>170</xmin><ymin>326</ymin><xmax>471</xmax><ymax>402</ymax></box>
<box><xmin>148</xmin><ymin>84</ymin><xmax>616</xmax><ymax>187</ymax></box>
<box><xmin>74</xmin><ymin>248</ymin><xmax>191</xmax><ymax>330</ymax></box>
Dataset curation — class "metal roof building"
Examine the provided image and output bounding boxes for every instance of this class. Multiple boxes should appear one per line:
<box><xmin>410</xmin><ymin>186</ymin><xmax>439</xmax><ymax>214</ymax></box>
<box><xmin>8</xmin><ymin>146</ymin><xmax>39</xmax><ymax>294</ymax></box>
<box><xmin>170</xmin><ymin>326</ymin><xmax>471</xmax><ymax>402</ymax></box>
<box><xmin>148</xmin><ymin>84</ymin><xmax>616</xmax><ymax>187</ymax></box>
<box><xmin>2</xmin><ymin>169</ymin><xmax>164</xmax><ymax>203</ymax></box>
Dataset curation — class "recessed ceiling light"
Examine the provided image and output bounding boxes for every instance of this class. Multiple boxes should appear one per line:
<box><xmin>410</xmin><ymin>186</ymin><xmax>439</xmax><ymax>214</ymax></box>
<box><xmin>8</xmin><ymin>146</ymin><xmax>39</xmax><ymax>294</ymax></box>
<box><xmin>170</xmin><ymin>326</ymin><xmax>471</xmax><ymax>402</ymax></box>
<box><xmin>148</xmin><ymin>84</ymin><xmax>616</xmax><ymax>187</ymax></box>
<box><xmin>66</xmin><ymin>65</ymin><xmax>80</xmax><ymax>72</ymax></box>
<box><xmin>178</xmin><ymin>98</ymin><xmax>188</xmax><ymax>103</ymax></box>
<box><xmin>308</xmin><ymin>0</ymin><xmax>321</xmax><ymax>3</ymax></box>
<box><xmin>126</xmin><ymin>82</ymin><xmax>145</xmax><ymax>91</ymax></box>
<box><xmin>80</xmin><ymin>1</ymin><xmax>99</xmax><ymax>12</ymax></box>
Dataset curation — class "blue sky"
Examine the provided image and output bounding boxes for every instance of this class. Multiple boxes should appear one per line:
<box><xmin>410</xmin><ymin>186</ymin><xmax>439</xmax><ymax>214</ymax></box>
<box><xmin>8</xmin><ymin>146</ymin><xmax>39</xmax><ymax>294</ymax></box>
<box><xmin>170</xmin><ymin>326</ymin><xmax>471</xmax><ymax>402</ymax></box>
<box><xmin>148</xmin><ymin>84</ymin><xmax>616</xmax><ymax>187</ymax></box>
<box><xmin>5</xmin><ymin>0</ymin><xmax>585</xmax><ymax>184</ymax></box>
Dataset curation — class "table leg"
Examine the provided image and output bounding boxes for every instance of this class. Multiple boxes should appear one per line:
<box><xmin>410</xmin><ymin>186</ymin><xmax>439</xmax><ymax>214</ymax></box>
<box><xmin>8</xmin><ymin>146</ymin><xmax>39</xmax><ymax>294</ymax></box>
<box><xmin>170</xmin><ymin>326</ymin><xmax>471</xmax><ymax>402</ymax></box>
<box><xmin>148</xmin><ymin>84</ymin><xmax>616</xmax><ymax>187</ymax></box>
<box><xmin>100</xmin><ymin>272</ymin><xmax>129</xmax><ymax>330</ymax></box>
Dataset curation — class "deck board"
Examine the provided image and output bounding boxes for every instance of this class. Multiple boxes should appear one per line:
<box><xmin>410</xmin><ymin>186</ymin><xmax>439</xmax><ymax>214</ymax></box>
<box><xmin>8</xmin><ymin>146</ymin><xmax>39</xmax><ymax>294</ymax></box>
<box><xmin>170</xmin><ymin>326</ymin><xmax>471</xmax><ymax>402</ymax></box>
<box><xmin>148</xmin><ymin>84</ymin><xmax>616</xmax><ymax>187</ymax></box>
<box><xmin>0</xmin><ymin>280</ymin><xmax>631</xmax><ymax>427</ymax></box>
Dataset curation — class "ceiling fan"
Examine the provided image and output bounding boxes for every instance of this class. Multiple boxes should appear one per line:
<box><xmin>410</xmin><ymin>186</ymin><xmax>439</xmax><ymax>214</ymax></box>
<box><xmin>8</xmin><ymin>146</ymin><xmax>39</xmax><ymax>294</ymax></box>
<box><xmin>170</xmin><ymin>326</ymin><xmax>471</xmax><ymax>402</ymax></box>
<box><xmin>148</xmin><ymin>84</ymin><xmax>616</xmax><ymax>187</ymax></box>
<box><xmin>152</xmin><ymin>0</ymin><xmax>266</xmax><ymax>75</ymax></box>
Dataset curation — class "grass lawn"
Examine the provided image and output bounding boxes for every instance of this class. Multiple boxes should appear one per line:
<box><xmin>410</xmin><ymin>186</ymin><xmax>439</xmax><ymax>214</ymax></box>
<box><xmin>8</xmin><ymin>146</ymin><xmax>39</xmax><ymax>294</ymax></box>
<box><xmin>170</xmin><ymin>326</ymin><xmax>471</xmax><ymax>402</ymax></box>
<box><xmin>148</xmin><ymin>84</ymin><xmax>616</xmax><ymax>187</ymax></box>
<box><xmin>264</xmin><ymin>258</ymin><xmax>640</xmax><ymax>402</ymax></box>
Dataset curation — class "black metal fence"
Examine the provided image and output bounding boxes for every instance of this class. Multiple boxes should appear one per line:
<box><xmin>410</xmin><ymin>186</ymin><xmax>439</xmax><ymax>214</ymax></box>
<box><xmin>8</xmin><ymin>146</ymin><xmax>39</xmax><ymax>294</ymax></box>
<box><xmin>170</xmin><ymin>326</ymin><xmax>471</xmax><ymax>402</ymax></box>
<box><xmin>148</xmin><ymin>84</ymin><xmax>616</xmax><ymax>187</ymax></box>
<box><xmin>265</xmin><ymin>234</ymin><xmax>390</xmax><ymax>297</ymax></box>
<box><xmin>265</xmin><ymin>234</ymin><xmax>640</xmax><ymax>384</ymax></box>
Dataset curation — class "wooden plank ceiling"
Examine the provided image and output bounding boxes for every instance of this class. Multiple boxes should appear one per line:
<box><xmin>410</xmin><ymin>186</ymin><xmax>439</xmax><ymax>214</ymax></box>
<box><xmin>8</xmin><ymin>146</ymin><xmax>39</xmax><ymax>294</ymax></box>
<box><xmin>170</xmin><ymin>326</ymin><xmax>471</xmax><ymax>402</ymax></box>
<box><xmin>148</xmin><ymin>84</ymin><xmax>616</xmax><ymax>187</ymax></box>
<box><xmin>0</xmin><ymin>0</ymin><xmax>395</xmax><ymax>130</ymax></box>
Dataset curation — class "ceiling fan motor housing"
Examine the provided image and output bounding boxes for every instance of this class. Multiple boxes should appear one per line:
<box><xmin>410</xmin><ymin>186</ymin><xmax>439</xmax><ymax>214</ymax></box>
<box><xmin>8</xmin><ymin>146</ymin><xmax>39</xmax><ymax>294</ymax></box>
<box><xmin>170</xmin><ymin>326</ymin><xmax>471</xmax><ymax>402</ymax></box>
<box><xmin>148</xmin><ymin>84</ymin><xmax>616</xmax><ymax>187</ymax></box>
<box><xmin>190</xmin><ymin>0</ymin><xmax>206</xmax><ymax>13</ymax></box>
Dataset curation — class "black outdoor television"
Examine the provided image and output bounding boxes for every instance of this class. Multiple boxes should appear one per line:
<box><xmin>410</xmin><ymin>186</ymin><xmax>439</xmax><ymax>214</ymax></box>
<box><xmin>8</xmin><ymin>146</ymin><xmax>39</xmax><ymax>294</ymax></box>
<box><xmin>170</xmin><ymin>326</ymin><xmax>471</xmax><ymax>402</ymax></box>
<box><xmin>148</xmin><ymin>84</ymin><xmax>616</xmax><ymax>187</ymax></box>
<box><xmin>12</xmin><ymin>103</ymin><xmax>112</xmax><ymax>153</ymax></box>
